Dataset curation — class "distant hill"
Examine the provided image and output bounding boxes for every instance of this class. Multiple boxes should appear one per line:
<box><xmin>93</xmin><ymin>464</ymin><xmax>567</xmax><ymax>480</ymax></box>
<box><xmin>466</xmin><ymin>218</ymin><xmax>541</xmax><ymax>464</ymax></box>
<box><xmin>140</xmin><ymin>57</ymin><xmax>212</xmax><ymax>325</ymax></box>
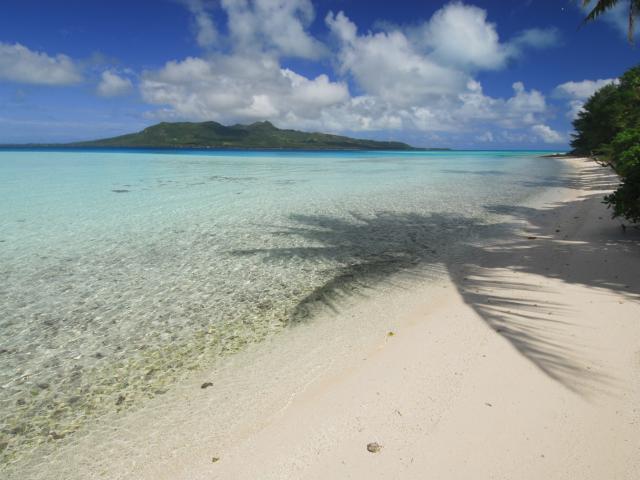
<box><xmin>68</xmin><ymin>121</ymin><xmax>427</xmax><ymax>150</ymax></box>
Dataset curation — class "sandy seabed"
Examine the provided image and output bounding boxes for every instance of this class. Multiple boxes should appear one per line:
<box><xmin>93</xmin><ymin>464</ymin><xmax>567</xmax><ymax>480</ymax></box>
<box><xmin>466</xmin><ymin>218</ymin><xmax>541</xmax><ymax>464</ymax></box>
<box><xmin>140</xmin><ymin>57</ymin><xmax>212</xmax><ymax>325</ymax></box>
<box><xmin>8</xmin><ymin>157</ymin><xmax>640</xmax><ymax>480</ymax></box>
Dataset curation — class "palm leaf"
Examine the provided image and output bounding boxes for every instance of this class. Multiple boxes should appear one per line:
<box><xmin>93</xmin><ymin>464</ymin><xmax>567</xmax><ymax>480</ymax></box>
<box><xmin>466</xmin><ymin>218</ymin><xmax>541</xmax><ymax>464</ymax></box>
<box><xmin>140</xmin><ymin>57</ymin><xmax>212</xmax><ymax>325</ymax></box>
<box><xmin>582</xmin><ymin>0</ymin><xmax>620</xmax><ymax>22</ymax></box>
<box><xmin>581</xmin><ymin>0</ymin><xmax>640</xmax><ymax>43</ymax></box>
<box><xmin>629</xmin><ymin>0</ymin><xmax>640</xmax><ymax>42</ymax></box>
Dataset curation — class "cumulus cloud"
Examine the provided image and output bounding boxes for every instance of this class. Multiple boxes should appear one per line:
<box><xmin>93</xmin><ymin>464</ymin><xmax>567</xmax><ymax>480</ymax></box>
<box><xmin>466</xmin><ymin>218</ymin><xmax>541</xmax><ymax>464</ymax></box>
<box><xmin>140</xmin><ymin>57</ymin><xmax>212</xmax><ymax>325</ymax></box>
<box><xmin>321</xmin><ymin>7</ymin><xmax>550</xmax><ymax>131</ymax></box>
<box><xmin>326</xmin><ymin>11</ymin><xmax>467</xmax><ymax>104</ymax></box>
<box><xmin>532</xmin><ymin>124</ymin><xmax>564</xmax><ymax>144</ymax></box>
<box><xmin>417</xmin><ymin>2</ymin><xmax>509</xmax><ymax>70</ymax></box>
<box><xmin>141</xmin><ymin>50</ymin><xmax>548</xmax><ymax>137</ymax></box>
<box><xmin>555</xmin><ymin>78</ymin><xmax>618</xmax><ymax>99</ymax></box>
<box><xmin>505</xmin><ymin>81</ymin><xmax>546</xmax><ymax>122</ymax></box>
<box><xmin>447</xmin><ymin>80</ymin><xmax>547</xmax><ymax>130</ymax></box>
<box><xmin>0</xmin><ymin>42</ymin><xmax>82</xmax><ymax>85</ymax></box>
<box><xmin>554</xmin><ymin>78</ymin><xmax>618</xmax><ymax>118</ymax></box>
<box><xmin>221</xmin><ymin>0</ymin><xmax>325</xmax><ymax>59</ymax></box>
<box><xmin>180</xmin><ymin>0</ymin><xmax>218</xmax><ymax>47</ymax></box>
<box><xmin>140</xmin><ymin>54</ymin><xmax>349</xmax><ymax>123</ymax></box>
<box><xmin>97</xmin><ymin>70</ymin><xmax>133</xmax><ymax>97</ymax></box>
<box><xmin>179</xmin><ymin>0</ymin><xmax>325</xmax><ymax>56</ymax></box>
<box><xmin>408</xmin><ymin>3</ymin><xmax>558</xmax><ymax>70</ymax></box>
<box><xmin>138</xmin><ymin>1</ymin><xmax>560</xmax><ymax>145</ymax></box>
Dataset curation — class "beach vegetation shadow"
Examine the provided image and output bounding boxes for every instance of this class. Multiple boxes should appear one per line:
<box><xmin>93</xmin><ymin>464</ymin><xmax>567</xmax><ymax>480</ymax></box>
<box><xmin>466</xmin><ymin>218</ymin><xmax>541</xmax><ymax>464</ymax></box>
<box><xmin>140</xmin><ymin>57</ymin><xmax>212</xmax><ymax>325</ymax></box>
<box><xmin>233</xmin><ymin>211</ymin><xmax>478</xmax><ymax>319</ymax></box>
<box><xmin>231</xmin><ymin>185</ymin><xmax>639</xmax><ymax>396</ymax></box>
<box><xmin>519</xmin><ymin>161</ymin><xmax>620</xmax><ymax>191</ymax></box>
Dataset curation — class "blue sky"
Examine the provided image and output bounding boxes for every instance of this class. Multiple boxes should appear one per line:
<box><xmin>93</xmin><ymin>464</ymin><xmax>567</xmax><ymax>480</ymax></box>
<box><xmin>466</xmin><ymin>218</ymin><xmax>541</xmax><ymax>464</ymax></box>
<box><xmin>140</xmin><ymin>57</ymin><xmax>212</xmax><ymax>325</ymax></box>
<box><xmin>0</xmin><ymin>0</ymin><xmax>637</xmax><ymax>148</ymax></box>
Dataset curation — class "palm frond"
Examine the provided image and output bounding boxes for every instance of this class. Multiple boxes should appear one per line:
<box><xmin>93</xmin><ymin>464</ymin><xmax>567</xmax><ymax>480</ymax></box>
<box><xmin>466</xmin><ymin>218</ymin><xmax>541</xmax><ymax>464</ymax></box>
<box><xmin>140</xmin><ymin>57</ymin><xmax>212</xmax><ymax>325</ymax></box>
<box><xmin>581</xmin><ymin>0</ymin><xmax>640</xmax><ymax>43</ymax></box>
<box><xmin>582</xmin><ymin>0</ymin><xmax>620</xmax><ymax>23</ymax></box>
<box><xmin>629</xmin><ymin>0</ymin><xmax>640</xmax><ymax>42</ymax></box>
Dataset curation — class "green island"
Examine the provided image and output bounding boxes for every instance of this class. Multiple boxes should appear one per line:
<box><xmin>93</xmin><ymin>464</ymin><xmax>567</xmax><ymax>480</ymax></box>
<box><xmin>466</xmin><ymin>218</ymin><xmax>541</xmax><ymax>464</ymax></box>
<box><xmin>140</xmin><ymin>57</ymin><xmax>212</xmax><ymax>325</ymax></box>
<box><xmin>66</xmin><ymin>120</ymin><xmax>435</xmax><ymax>151</ymax></box>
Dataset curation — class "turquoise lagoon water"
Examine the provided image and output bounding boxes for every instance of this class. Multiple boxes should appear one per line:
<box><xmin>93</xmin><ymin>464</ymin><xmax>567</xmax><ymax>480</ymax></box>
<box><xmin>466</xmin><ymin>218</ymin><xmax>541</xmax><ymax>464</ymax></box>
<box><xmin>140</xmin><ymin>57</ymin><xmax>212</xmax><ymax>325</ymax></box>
<box><xmin>0</xmin><ymin>148</ymin><xmax>565</xmax><ymax>463</ymax></box>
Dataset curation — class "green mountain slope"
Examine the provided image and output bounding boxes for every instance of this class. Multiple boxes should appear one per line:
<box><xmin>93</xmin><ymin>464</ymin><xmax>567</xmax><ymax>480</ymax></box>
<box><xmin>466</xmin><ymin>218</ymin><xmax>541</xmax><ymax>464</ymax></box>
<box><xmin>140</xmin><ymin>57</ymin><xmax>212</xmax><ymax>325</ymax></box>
<box><xmin>70</xmin><ymin>121</ymin><xmax>423</xmax><ymax>150</ymax></box>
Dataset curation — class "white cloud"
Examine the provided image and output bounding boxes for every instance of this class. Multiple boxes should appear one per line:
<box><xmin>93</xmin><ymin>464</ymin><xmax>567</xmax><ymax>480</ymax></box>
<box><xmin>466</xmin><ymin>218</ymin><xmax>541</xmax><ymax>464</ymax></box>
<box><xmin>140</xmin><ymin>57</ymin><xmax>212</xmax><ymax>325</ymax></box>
<box><xmin>476</xmin><ymin>131</ymin><xmax>494</xmax><ymax>142</ymax></box>
<box><xmin>97</xmin><ymin>70</ymin><xmax>133</xmax><ymax>97</ymax></box>
<box><xmin>322</xmin><ymin>5</ymin><xmax>555</xmax><ymax>123</ymax></box>
<box><xmin>321</xmin><ymin>7</ymin><xmax>550</xmax><ymax>131</ymax></box>
<box><xmin>418</xmin><ymin>2</ymin><xmax>509</xmax><ymax>70</ymax></box>
<box><xmin>554</xmin><ymin>78</ymin><xmax>618</xmax><ymax>118</ymax></box>
<box><xmin>221</xmin><ymin>0</ymin><xmax>325</xmax><ymax>59</ymax></box>
<box><xmin>181</xmin><ymin>0</ymin><xmax>218</xmax><ymax>47</ymax></box>
<box><xmin>532</xmin><ymin>124</ymin><xmax>564</xmax><ymax>144</ymax></box>
<box><xmin>554</xmin><ymin>78</ymin><xmax>618</xmax><ymax>99</ymax></box>
<box><xmin>505</xmin><ymin>81</ymin><xmax>546</xmax><ymax>121</ymax></box>
<box><xmin>451</xmin><ymin>80</ymin><xmax>547</xmax><ymax>129</ymax></box>
<box><xmin>140</xmin><ymin>54</ymin><xmax>349</xmax><ymax>123</ymax></box>
<box><xmin>326</xmin><ymin>11</ymin><xmax>467</xmax><ymax>105</ymax></box>
<box><xmin>0</xmin><ymin>42</ymin><xmax>82</xmax><ymax>85</ymax></box>
<box><xmin>138</xmin><ymin>1</ymin><xmax>560</xmax><ymax>146</ymax></box>
<box><xmin>409</xmin><ymin>4</ymin><xmax>558</xmax><ymax>70</ymax></box>
<box><xmin>509</xmin><ymin>28</ymin><xmax>560</xmax><ymax>50</ymax></box>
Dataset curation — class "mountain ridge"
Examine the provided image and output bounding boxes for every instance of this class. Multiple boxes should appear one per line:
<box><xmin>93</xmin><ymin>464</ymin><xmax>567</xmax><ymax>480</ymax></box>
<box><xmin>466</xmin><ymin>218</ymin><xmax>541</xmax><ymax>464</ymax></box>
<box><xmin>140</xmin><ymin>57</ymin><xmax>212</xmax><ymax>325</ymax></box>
<box><xmin>57</xmin><ymin>120</ymin><xmax>436</xmax><ymax>150</ymax></box>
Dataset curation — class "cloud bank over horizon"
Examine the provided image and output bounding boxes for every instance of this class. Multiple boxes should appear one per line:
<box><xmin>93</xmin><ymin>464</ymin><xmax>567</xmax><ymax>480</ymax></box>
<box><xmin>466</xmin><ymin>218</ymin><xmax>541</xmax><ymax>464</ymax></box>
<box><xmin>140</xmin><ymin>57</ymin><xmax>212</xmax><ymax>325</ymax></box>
<box><xmin>0</xmin><ymin>0</ymin><xmax>634</xmax><ymax>146</ymax></box>
<box><xmin>137</xmin><ymin>1</ymin><xmax>566</xmax><ymax>146</ymax></box>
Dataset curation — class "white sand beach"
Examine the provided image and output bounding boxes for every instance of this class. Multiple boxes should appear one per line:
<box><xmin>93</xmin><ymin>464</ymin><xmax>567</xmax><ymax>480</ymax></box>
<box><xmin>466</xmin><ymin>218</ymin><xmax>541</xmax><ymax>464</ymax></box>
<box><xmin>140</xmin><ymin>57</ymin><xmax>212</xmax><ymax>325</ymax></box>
<box><xmin>3</xmin><ymin>3</ymin><xmax>639</xmax><ymax>478</ymax></box>
<box><xmin>182</xmin><ymin>157</ymin><xmax>640</xmax><ymax>479</ymax></box>
<box><xmin>10</xmin><ymin>157</ymin><xmax>640</xmax><ymax>480</ymax></box>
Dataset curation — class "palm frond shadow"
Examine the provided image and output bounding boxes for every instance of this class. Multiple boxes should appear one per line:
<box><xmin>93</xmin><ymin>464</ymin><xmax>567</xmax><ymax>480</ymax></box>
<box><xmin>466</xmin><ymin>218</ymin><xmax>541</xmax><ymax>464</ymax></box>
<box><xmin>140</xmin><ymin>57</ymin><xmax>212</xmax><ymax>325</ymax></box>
<box><xmin>233</xmin><ymin>211</ymin><xmax>474</xmax><ymax>319</ymax></box>
<box><xmin>231</xmin><ymin>188</ymin><xmax>639</xmax><ymax>396</ymax></box>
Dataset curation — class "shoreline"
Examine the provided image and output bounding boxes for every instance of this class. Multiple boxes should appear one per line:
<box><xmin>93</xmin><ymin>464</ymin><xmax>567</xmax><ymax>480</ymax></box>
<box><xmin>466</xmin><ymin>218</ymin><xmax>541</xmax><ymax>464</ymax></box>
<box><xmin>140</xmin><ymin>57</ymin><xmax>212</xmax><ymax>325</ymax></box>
<box><xmin>7</xmin><ymin>157</ymin><xmax>640</xmax><ymax>479</ymax></box>
<box><xmin>204</xmin><ymin>157</ymin><xmax>640</xmax><ymax>479</ymax></box>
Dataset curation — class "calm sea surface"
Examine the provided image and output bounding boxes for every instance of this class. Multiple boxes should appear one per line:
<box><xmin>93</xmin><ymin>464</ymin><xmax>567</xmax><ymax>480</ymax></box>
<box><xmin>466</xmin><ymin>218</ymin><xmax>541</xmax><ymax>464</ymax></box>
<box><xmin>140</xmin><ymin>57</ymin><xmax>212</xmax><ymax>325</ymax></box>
<box><xmin>0</xmin><ymin>149</ymin><xmax>565</xmax><ymax>464</ymax></box>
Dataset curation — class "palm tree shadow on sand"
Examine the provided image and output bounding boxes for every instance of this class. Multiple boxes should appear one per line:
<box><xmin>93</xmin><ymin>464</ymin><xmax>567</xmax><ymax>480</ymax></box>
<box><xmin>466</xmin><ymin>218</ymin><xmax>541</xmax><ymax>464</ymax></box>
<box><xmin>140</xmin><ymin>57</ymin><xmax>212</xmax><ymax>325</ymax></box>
<box><xmin>231</xmin><ymin>167</ymin><xmax>639</xmax><ymax>398</ymax></box>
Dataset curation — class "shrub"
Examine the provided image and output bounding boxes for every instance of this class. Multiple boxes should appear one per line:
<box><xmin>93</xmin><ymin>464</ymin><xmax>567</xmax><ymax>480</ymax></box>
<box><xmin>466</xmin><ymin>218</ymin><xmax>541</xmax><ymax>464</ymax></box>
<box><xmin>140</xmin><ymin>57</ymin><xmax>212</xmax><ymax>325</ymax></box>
<box><xmin>571</xmin><ymin>65</ymin><xmax>640</xmax><ymax>223</ymax></box>
<box><xmin>602</xmin><ymin>128</ymin><xmax>640</xmax><ymax>221</ymax></box>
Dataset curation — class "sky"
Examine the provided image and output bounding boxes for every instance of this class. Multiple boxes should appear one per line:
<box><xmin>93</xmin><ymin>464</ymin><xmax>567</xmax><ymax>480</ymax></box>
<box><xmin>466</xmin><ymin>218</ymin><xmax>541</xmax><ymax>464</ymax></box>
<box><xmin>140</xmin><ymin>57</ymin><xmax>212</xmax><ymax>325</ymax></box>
<box><xmin>0</xmin><ymin>0</ymin><xmax>638</xmax><ymax>148</ymax></box>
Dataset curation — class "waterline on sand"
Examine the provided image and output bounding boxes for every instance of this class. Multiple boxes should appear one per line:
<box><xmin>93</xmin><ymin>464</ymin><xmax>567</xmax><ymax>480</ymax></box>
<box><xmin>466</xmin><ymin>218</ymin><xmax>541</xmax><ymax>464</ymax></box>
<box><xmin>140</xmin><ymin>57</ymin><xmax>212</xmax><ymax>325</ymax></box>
<box><xmin>0</xmin><ymin>149</ymin><xmax>565</xmax><ymax>468</ymax></box>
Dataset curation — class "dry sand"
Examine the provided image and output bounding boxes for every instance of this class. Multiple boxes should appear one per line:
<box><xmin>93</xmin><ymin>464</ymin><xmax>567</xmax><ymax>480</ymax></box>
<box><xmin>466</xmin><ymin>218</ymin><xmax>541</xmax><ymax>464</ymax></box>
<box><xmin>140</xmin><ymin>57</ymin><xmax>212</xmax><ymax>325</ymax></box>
<box><xmin>13</xmin><ymin>157</ymin><xmax>640</xmax><ymax>480</ymax></box>
<box><xmin>199</xmin><ymin>157</ymin><xmax>640</xmax><ymax>479</ymax></box>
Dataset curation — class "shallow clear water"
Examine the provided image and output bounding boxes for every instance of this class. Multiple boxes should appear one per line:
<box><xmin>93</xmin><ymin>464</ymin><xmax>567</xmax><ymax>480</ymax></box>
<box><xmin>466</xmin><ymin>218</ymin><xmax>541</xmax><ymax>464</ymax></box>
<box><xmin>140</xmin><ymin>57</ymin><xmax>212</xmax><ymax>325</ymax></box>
<box><xmin>0</xmin><ymin>148</ymin><xmax>564</xmax><ymax>463</ymax></box>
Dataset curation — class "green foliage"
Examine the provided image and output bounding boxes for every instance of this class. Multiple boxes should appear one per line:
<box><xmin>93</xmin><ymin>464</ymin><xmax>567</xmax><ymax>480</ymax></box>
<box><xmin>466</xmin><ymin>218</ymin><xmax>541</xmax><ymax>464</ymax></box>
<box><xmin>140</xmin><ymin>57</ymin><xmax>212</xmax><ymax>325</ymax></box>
<box><xmin>571</xmin><ymin>65</ymin><xmax>640</xmax><ymax>157</ymax></box>
<box><xmin>570</xmin><ymin>84</ymin><xmax>621</xmax><ymax>155</ymax></box>
<box><xmin>616</xmin><ymin>65</ymin><xmax>640</xmax><ymax>128</ymax></box>
<box><xmin>571</xmin><ymin>65</ymin><xmax>640</xmax><ymax>223</ymax></box>
<box><xmin>604</xmin><ymin>128</ymin><xmax>640</xmax><ymax>222</ymax></box>
<box><xmin>604</xmin><ymin>163</ymin><xmax>640</xmax><ymax>222</ymax></box>
<box><xmin>608</xmin><ymin>127</ymin><xmax>640</xmax><ymax>176</ymax></box>
<box><xmin>72</xmin><ymin>120</ymin><xmax>421</xmax><ymax>151</ymax></box>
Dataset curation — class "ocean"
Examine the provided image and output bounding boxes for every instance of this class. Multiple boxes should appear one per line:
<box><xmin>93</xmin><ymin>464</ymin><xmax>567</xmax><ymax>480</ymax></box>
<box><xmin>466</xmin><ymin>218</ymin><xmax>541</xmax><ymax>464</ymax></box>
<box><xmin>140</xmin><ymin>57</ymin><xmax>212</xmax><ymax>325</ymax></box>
<box><xmin>0</xmin><ymin>148</ymin><xmax>565</xmax><ymax>468</ymax></box>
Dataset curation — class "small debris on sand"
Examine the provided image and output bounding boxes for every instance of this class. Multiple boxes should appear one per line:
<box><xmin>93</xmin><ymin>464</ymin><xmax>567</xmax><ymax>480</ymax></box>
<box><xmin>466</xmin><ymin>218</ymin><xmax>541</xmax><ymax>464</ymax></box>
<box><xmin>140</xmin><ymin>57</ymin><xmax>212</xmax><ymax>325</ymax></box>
<box><xmin>201</xmin><ymin>382</ymin><xmax>214</xmax><ymax>389</ymax></box>
<box><xmin>367</xmin><ymin>442</ymin><xmax>382</xmax><ymax>453</ymax></box>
